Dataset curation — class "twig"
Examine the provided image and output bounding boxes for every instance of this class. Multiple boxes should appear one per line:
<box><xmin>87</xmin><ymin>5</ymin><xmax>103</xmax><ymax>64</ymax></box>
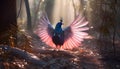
<box><xmin>16</xmin><ymin>0</ymin><xmax>22</xmax><ymax>18</ymax></box>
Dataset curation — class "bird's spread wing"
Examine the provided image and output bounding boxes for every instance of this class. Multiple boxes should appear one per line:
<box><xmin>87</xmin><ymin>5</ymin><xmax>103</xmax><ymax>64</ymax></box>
<box><xmin>61</xmin><ymin>15</ymin><xmax>89</xmax><ymax>49</ymax></box>
<box><xmin>34</xmin><ymin>13</ymin><xmax>56</xmax><ymax>48</ymax></box>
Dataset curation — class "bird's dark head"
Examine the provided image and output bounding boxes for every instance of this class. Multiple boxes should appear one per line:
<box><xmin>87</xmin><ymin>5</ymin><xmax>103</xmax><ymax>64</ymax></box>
<box><xmin>55</xmin><ymin>19</ymin><xmax>63</xmax><ymax>33</ymax></box>
<box><xmin>56</xmin><ymin>19</ymin><xmax>63</xmax><ymax>28</ymax></box>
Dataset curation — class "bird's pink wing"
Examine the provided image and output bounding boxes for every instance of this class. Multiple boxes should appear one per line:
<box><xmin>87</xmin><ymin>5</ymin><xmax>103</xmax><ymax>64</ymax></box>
<box><xmin>61</xmin><ymin>15</ymin><xmax>89</xmax><ymax>49</ymax></box>
<box><xmin>34</xmin><ymin>13</ymin><xmax>56</xmax><ymax>48</ymax></box>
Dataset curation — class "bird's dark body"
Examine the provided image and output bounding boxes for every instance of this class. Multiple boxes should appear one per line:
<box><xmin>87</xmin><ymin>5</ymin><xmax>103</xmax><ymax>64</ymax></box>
<box><xmin>52</xmin><ymin>22</ymin><xmax>64</xmax><ymax>46</ymax></box>
<box><xmin>52</xmin><ymin>31</ymin><xmax>64</xmax><ymax>46</ymax></box>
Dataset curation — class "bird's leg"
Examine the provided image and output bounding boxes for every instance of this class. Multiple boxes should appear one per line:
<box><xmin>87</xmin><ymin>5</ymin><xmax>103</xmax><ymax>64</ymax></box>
<box><xmin>56</xmin><ymin>45</ymin><xmax>64</xmax><ymax>51</ymax></box>
<box><xmin>56</xmin><ymin>45</ymin><xmax>60</xmax><ymax>49</ymax></box>
<box><xmin>59</xmin><ymin>46</ymin><xmax>64</xmax><ymax>51</ymax></box>
<box><xmin>55</xmin><ymin>45</ymin><xmax>60</xmax><ymax>51</ymax></box>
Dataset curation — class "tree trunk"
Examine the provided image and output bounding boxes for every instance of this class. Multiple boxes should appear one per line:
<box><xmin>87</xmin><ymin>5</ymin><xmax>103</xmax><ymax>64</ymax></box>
<box><xmin>0</xmin><ymin>0</ymin><xmax>17</xmax><ymax>46</ymax></box>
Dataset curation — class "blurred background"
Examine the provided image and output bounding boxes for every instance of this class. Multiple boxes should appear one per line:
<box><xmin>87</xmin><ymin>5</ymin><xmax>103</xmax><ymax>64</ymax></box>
<box><xmin>0</xmin><ymin>0</ymin><xmax>120</xmax><ymax>69</ymax></box>
<box><xmin>17</xmin><ymin>0</ymin><xmax>88</xmax><ymax>30</ymax></box>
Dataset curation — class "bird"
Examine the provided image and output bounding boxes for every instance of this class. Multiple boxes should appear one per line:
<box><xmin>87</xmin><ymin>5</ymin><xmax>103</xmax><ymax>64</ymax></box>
<box><xmin>34</xmin><ymin>13</ymin><xmax>89</xmax><ymax>50</ymax></box>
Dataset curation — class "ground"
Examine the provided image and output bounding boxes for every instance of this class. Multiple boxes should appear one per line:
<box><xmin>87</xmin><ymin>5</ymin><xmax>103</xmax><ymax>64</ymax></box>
<box><xmin>0</xmin><ymin>32</ymin><xmax>120</xmax><ymax>69</ymax></box>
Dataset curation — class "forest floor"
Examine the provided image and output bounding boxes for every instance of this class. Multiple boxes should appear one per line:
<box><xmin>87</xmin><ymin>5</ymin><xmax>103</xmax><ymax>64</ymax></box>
<box><xmin>0</xmin><ymin>32</ymin><xmax>120</xmax><ymax>69</ymax></box>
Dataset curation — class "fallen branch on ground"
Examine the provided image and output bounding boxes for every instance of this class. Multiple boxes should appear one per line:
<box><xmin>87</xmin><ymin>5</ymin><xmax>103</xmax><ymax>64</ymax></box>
<box><xmin>0</xmin><ymin>45</ymin><xmax>46</xmax><ymax>67</ymax></box>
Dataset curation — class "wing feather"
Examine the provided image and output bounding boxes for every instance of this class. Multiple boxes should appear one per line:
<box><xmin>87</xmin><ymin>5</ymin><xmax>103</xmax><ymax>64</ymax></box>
<box><xmin>34</xmin><ymin>13</ymin><xmax>56</xmax><ymax>48</ymax></box>
<box><xmin>62</xmin><ymin>15</ymin><xmax>89</xmax><ymax>49</ymax></box>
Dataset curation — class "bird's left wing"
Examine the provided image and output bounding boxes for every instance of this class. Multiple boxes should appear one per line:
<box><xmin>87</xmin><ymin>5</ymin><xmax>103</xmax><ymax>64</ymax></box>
<box><xmin>34</xmin><ymin>13</ymin><xmax>56</xmax><ymax>48</ymax></box>
<box><xmin>61</xmin><ymin>15</ymin><xmax>89</xmax><ymax>49</ymax></box>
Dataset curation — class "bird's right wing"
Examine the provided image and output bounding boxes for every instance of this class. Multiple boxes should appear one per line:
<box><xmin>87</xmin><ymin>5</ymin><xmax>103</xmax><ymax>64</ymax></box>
<box><xmin>34</xmin><ymin>13</ymin><xmax>56</xmax><ymax>48</ymax></box>
<box><xmin>61</xmin><ymin>15</ymin><xmax>89</xmax><ymax>49</ymax></box>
